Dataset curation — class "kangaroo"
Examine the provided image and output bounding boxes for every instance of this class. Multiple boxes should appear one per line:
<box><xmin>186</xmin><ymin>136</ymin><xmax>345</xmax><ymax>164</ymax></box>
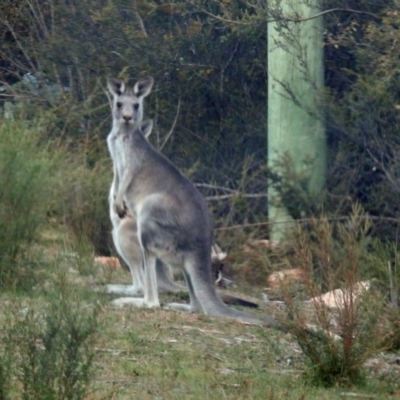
<box><xmin>108</xmin><ymin>212</ymin><xmax>187</xmax><ymax>297</ymax></box>
<box><xmin>211</xmin><ymin>244</ymin><xmax>231</xmax><ymax>288</ymax></box>
<box><xmin>106</xmin><ymin>76</ymin><xmax>185</xmax><ymax>298</ymax></box>
<box><xmin>109</xmin><ymin>223</ymin><xmax>258</xmax><ymax>308</ymax></box>
<box><xmin>106</xmin><ymin>77</ymin><xmax>257</xmax><ymax>308</ymax></box>
<box><xmin>110</xmin><ymin>81</ymin><xmax>276</xmax><ymax>326</ymax></box>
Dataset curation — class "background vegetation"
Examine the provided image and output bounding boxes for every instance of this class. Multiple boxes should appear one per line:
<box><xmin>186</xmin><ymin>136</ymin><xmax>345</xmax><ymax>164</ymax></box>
<box><xmin>2</xmin><ymin>0</ymin><xmax>399</xmax><ymax>240</ymax></box>
<box><xmin>1</xmin><ymin>0</ymin><xmax>400</xmax><ymax>396</ymax></box>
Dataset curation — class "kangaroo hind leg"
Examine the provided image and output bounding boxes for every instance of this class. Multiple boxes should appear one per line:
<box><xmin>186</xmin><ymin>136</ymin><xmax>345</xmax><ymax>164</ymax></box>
<box><xmin>110</xmin><ymin>221</ymin><xmax>160</xmax><ymax>308</ymax></box>
<box><xmin>156</xmin><ymin>259</ymin><xmax>186</xmax><ymax>293</ymax></box>
<box><xmin>141</xmin><ymin>249</ymin><xmax>160</xmax><ymax>308</ymax></box>
<box><xmin>108</xmin><ymin>219</ymin><xmax>144</xmax><ymax>299</ymax></box>
<box><xmin>165</xmin><ymin>254</ymin><xmax>206</xmax><ymax>313</ymax></box>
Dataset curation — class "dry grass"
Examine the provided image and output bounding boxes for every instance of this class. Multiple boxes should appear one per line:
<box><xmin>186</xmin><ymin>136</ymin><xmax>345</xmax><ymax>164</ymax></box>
<box><xmin>0</xmin><ymin>226</ymin><xmax>398</xmax><ymax>399</ymax></box>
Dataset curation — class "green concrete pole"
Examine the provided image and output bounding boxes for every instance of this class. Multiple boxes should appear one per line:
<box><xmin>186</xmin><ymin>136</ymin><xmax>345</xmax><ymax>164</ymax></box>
<box><xmin>267</xmin><ymin>0</ymin><xmax>326</xmax><ymax>240</ymax></box>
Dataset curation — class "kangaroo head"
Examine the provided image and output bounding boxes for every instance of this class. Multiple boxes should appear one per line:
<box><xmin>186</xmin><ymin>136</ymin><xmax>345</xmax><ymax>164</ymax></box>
<box><xmin>107</xmin><ymin>76</ymin><xmax>154</xmax><ymax>126</ymax></box>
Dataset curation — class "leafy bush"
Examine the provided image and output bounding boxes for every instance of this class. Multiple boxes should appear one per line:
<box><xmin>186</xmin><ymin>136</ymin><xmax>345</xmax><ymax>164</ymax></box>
<box><xmin>59</xmin><ymin>157</ymin><xmax>113</xmax><ymax>256</ymax></box>
<box><xmin>0</xmin><ymin>119</ymin><xmax>57</xmax><ymax>288</ymax></box>
<box><xmin>280</xmin><ymin>207</ymin><xmax>387</xmax><ymax>386</ymax></box>
<box><xmin>0</xmin><ymin>0</ymin><xmax>268</xmax><ymax>196</ymax></box>
<box><xmin>0</xmin><ymin>275</ymin><xmax>100</xmax><ymax>400</ymax></box>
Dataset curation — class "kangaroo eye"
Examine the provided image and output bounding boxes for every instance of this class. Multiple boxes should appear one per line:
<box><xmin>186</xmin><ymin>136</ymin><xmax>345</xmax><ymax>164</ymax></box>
<box><xmin>116</xmin><ymin>102</ymin><xmax>122</xmax><ymax>108</ymax></box>
<box><xmin>133</xmin><ymin>103</ymin><xmax>139</xmax><ymax>111</ymax></box>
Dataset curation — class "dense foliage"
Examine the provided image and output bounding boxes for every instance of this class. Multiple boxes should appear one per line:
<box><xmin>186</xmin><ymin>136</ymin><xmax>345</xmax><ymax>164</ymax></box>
<box><xmin>0</xmin><ymin>0</ymin><xmax>399</xmax><ymax>242</ymax></box>
<box><xmin>0</xmin><ymin>120</ymin><xmax>57</xmax><ymax>287</ymax></box>
<box><xmin>1</xmin><ymin>2</ymin><xmax>400</xmax><ymax>391</ymax></box>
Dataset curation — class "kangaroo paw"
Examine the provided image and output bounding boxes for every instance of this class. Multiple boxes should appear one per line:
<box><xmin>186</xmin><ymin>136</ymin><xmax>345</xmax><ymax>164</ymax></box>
<box><xmin>111</xmin><ymin>297</ymin><xmax>145</xmax><ymax>307</ymax></box>
<box><xmin>164</xmin><ymin>302</ymin><xmax>193</xmax><ymax>312</ymax></box>
<box><xmin>106</xmin><ymin>284</ymin><xmax>143</xmax><ymax>296</ymax></box>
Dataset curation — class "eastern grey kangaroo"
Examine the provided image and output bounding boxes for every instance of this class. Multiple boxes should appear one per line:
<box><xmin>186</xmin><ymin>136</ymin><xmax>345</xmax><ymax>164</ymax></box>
<box><xmin>110</xmin><ymin>78</ymin><xmax>276</xmax><ymax>326</ymax></box>
<box><xmin>106</xmin><ymin>77</ymin><xmax>184</xmax><ymax>299</ymax></box>
<box><xmin>106</xmin><ymin>77</ymin><xmax>258</xmax><ymax>309</ymax></box>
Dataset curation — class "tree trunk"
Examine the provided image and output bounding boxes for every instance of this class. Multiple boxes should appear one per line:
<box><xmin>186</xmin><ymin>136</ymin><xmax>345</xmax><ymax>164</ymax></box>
<box><xmin>267</xmin><ymin>0</ymin><xmax>326</xmax><ymax>240</ymax></box>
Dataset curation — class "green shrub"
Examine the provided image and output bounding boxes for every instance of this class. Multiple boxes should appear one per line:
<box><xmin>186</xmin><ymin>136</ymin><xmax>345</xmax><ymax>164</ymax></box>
<box><xmin>0</xmin><ymin>336</ymin><xmax>13</xmax><ymax>400</ymax></box>
<box><xmin>0</xmin><ymin>275</ymin><xmax>100</xmax><ymax>400</ymax></box>
<box><xmin>59</xmin><ymin>157</ymin><xmax>113</xmax><ymax>256</ymax></box>
<box><xmin>280</xmin><ymin>207</ymin><xmax>387</xmax><ymax>387</ymax></box>
<box><xmin>0</xmin><ymin>119</ymin><xmax>56</xmax><ymax>288</ymax></box>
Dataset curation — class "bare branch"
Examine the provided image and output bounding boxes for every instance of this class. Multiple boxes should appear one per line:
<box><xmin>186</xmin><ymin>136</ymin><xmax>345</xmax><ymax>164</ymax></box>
<box><xmin>184</xmin><ymin>1</ymin><xmax>379</xmax><ymax>26</ymax></box>
<box><xmin>267</xmin><ymin>7</ymin><xmax>380</xmax><ymax>23</ymax></box>
<box><xmin>52</xmin><ymin>63</ymin><xmax>63</xmax><ymax>90</ymax></box>
<box><xmin>206</xmin><ymin>193</ymin><xmax>267</xmax><ymax>201</ymax></box>
<box><xmin>26</xmin><ymin>0</ymin><xmax>50</xmax><ymax>38</ymax></box>
<box><xmin>216</xmin><ymin>215</ymin><xmax>400</xmax><ymax>231</ymax></box>
<box><xmin>159</xmin><ymin>97</ymin><xmax>181</xmax><ymax>151</ymax></box>
<box><xmin>184</xmin><ymin>0</ymin><xmax>251</xmax><ymax>25</ymax></box>
<box><xmin>74</xmin><ymin>55</ymin><xmax>86</xmax><ymax>101</ymax></box>
<box><xmin>2</xmin><ymin>20</ymin><xmax>37</xmax><ymax>72</ymax></box>
<box><xmin>195</xmin><ymin>183</ymin><xmax>238</xmax><ymax>193</ymax></box>
<box><xmin>195</xmin><ymin>181</ymin><xmax>269</xmax><ymax>201</ymax></box>
<box><xmin>219</xmin><ymin>40</ymin><xmax>240</xmax><ymax>94</ymax></box>
<box><xmin>133</xmin><ymin>0</ymin><xmax>148</xmax><ymax>37</ymax></box>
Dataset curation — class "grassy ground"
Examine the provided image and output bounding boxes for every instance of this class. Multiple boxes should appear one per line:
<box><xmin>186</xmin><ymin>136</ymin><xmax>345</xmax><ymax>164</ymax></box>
<box><xmin>1</xmin><ymin>230</ymin><xmax>400</xmax><ymax>399</ymax></box>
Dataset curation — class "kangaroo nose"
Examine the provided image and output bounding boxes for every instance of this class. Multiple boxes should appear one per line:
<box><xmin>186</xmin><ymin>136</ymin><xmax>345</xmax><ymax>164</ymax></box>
<box><xmin>123</xmin><ymin>115</ymin><xmax>132</xmax><ymax>122</ymax></box>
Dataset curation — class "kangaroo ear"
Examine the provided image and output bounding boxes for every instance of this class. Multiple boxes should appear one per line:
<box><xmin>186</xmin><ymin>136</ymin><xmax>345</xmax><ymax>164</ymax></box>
<box><xmin>214</xmin><ymin>243</ymin><xmax>222</xmax><ymax>253</ymax></box>
<box><xmin>107</xmin><ymin>77</ymin><xmax>125</xmax><ymax>96</ymax></box>
<box><xmin>211</xmin><ymin>245</ymin><xmax>217</xmax><ymax>257</ymax></box>
<box><xmin>133</xmin><ymin>76</ymin><xmax>154</xmax><ymax>98</ymax></box>
<box><xmin>140</xmin><ymin>119</ymin><xmax>153</xmax><ymax>138</ymax></box>
<box><xmin>217</xmin><ymin>251</ymin><xmax>227</xmax><ymax>261</ymax></box>
<box><xmin>211</xmin><ymin>244</ymin><xmax>227</xmax><ymax>261</ymax></box>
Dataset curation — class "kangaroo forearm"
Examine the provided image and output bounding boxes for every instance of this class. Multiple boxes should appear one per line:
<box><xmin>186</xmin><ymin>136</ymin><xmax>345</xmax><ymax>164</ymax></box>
<box><xmin>111</xmin><ymin>165</ymin><xmax>119</xmax><ymax>194</ymax></box>
<box><xmin>115</xmin><ymin>173</ymin><xmax>132</xmax><ymax>208</ymax></box>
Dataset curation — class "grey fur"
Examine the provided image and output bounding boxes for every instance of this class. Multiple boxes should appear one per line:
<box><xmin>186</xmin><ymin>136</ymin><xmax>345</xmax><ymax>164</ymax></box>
<box><xmin>110</xmin><ymin>78</ymin><xmax>277</xmax><ymax>326</ymax></box>
<box><xmin>106</xmin><ymin>76</ymin><xmax>185</xmax><ymax>299</ymax></box>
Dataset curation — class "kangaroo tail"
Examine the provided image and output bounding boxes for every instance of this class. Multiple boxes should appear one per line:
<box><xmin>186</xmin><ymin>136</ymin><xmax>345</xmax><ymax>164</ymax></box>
<box><xmin>219</xmin><ymin>293</ymin><xmax>259</xmax><ymax>309</ymax></box>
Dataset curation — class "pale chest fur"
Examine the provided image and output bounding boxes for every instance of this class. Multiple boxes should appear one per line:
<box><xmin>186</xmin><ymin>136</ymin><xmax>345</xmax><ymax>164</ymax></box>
<box><xmin>108</xmin><ymin>128</ymin><xmax>131</xmax><ymax>187</ymax></box>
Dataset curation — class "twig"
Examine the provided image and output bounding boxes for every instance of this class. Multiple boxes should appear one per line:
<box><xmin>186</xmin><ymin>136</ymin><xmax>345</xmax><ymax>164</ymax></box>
<box><xmin>2</xmin><ymin>20</ymin><xmax>37</xmax><ymax>72</ymax></box>
<box><xmin>195</xmin><ymin>183</ymin><xmax>269</xmax><ymax>200</ymax></box>
<box><xmin>195</xmin><ymin>183</ymin><xmax>238</xmax><ymax>193</ymax></box>
<box><xmin>94</xmin><ymin>347</ymin><xmax>127</xmax><ymax>354</ymax></box>
<box><xmin>184</xmin><ymin>1</ymin><xmax>379</xmax><ymax>25</ymax></box>
<box><xmin>27</xmin><ymin>0</ymin><xmax>50</xmax><ymax>38</ymax></box>
<box><xmin>132</xmin><ymin>0</ymin><xmax>148</xmax><ymax>37</ymax></box>
<box><xmin>264</xmin><ymin>369</ymin><xmax>300</xmax><ymax>375</ymax></box>
<box><xmin>52</xmin><ymin>63</ymin><xmax>63</xmax><ymax>91</ymax></box>
<box><xmin>184</xmin><ymin>0</ymin><xmax>250</xmax><ymax>25</ymax></box>
<box><xmin>388</xmin><ymin>261</ymin><xmax>398</xmax><ymax>307</ymax></box>
<box><xmin>267</xmin><ymin>8</ymin><xmax>380</xmax><ymax>23</ymax></box>
<box><xmin>99</xmin><ymin>79</ymin><xmax>113</xmax><ymax>111</ymax></box>
<box><xmin>215</xmin><ymin>215</ymin><xmax>400</xmax><ymax>231</ymax></box>
<box><xmin>94</xmin><ymin>379</ymin><xmax>134</xmax><ymax>383</ymax></box>
<box><xmin>219</xmin><ymin>40</ymin><xmax>240</xmax><ymax>94</ymax></box>
<box><xmin>159</xmin><ymin>97</ymin><xmax>181</xmax><ymax>151</ymax></box>
<box><xmin>173</xmin><ymin>325</ymin><xmax>225</xmax><ymax>335</ymax></box>
<box><xmin>206</xmin><ymin>193</ymin><xmax>268</xmax><ymax>201</ymax></box>
<box><xmin>74</xmin><ymin>55</ymin><xmax>87</xmax><ymax>101</ymax></box>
